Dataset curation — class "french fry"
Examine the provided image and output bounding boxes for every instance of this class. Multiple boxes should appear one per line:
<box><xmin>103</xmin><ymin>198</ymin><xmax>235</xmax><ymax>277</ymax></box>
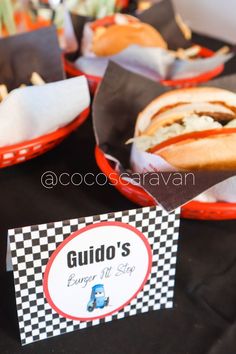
<box><xmin>215</xmin><ymin>46</ymin><xmax>230</xmax><ymax>56</ymax></box>
<box><xmin>181</xmin><ymin>45</ymin><xmax>201</xmax><ymax>58</ymax></box>
<box><xmin>0</xmin><ymin>72</ymin><xmax>46</xmax><ymax>103</ymax></box>
<box><xmin>138</xmin><ymin>1</ymin><xmax>152</xmax><ymax>12</ymax></box>
<box><xmin>30</xmin><ymin>72</ymin><xmax>45</xmax><ymax>86</ymax></box>
<box><xmin>175</xmin><ymin>13</ymin><xmax>192</xmax><ymax>41</ymax></box>
<box><xmin>170</xmin><ymin>45</ymin><xmax>201</xmax><ymax>60</ymax></box>
<box><xmin>0</xmin><ymin>84</ymin><xmax>8</xmax><ymax>101</ymax></box>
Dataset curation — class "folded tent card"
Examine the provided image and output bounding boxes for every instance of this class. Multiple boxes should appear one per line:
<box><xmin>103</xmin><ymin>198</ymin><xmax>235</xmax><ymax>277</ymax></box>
<box><xmin>0</xmin><ymin>26</ymin><xmax>90</xmax><ymax>148</ymax></box>
<box><xmin>93</xmin><ymin>63</ymin><xmax>236</xmax><ymax>211</ymax></box>
<box><xmin>68</xmin><ymin>0</ymin><xmax>233</xmax><ymax>82</ymax></box>
<box><xmin>8</xmin><ymin>205</ymin><xmax>180</xmax><ymax>345</ymax></box>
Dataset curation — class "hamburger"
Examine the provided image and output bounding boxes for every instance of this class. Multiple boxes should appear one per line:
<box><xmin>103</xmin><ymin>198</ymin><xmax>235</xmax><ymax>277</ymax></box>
<box><xmin>131</xmin><ymin>87</ymin><xmax>236</xmax><ymax>171</ymax></box>
<box><xmin>85</xmin><ymin>14</ymin><xmax>167</xmax><ymax>57</ymax></box>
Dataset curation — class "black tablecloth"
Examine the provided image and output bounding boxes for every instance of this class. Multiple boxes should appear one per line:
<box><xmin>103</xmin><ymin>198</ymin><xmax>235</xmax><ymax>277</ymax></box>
<box><xmin>0</xmin><ymin>33</ymin><xmax>236</xmax><ymax>354</ymax></box>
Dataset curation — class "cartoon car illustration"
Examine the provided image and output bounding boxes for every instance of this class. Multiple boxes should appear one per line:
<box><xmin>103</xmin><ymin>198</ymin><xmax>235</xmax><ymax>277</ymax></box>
<box><xmin>87</xmin><ymin>284</ymin><xmax>109</xmax><ymax>312</ymax></box>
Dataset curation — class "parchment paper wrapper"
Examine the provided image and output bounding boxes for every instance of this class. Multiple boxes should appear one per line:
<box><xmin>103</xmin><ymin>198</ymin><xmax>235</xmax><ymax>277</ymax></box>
<box><xmin>76</xmin><ymin>45</ymin><xmax>232</xmax><ymax>81</ymax></box>
<box><xmin>93</xmin><ymin>62</ymin><xmax>236</xmax><ymax>211</ymax></box>
<box><xmin>69</xmin><ymin>12</ymin><xmax>94</xmax><ymax>57</ymax></box>
<box><xmin>0</xmin><ymin>76</ymin><xmax>90</xmax><ymax>147</ymax></box>
<box><xmin>0</xmin><ymin>26</ymin><xmax>64</xmax><ymax>91</ymax></box>
<box><xmin>137</xmin><ymin>0</ymin><xmax>189</xmax><ymax>50</ymax></box>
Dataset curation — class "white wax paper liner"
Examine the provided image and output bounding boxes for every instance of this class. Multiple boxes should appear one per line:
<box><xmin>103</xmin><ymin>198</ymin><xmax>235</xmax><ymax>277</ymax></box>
<box><xmin>0</xmin><ymin>76</ymin><xmax>90</xmax><ymax>147</ymax></box>
<box><xmin>75</xmin><ymin>44</ymin><xmax>233</xmax><ymax>81</ymax></box>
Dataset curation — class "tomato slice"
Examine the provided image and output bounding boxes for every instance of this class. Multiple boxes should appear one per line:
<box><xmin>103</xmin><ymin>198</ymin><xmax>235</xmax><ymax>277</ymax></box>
<box><xmin>148</xmin><ymin>127</ymin><xmax>236</xmax><ymax>154</ymax></box>
<box><xmin>90</xmin><ymin>14</ymin><xmax>137</xmax><ymax>31</ymax></box>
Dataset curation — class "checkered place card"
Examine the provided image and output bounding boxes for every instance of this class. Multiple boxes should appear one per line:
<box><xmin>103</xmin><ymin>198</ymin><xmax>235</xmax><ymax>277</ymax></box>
<box><xmin>9</xmin><ymin>206</ymin><xmax>180</xmax><ymax>345</ymax></box>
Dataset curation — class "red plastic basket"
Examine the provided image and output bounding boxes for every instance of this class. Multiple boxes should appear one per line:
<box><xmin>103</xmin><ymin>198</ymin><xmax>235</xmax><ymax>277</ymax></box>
<box><xmin>0</xmin><ymin>108</ymin><xmax>89</xmax><ymax>168</ymax></box>
<box><xmin>95</xmin><ymin>146</ymin><xmax>236</xmax><ymax>220</ymax></box>
<box><xmin>64</xmin><ymin>46</ymin><xmax>224</xmax><ymax>94</ymax></box>
<box><xmin>161</xmin><ymin>46</ymin><xmax>224</xmax><ymax>88</ymax></box>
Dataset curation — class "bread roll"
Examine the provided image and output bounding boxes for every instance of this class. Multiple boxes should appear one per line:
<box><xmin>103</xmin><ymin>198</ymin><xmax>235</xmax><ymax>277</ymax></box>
<box><xmin>92</xmin><ymin>19</ymin><xmax>167</xmax><ymax>57</ymax></box>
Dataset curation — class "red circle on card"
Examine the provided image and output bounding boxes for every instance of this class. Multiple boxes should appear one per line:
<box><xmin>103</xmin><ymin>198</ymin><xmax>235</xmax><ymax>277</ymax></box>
<box><xmin>43</xmin><ymin>221</ymin><xmax>152</xmax><ymax>321</ymax></box>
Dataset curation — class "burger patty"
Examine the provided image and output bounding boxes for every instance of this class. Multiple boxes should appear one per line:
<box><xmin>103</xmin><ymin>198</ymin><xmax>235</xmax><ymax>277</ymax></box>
<box><xmin>198</xmin><ymin>111</ymin><xmax>236</xmax><ymax>124</ymax></box>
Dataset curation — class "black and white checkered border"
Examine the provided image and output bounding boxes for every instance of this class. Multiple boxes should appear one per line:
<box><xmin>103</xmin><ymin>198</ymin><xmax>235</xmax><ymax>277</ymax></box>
<box><xmin>9</xmin><ymin>206</ymin><xmax>180</xmax><ymax>345</ymax></box>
